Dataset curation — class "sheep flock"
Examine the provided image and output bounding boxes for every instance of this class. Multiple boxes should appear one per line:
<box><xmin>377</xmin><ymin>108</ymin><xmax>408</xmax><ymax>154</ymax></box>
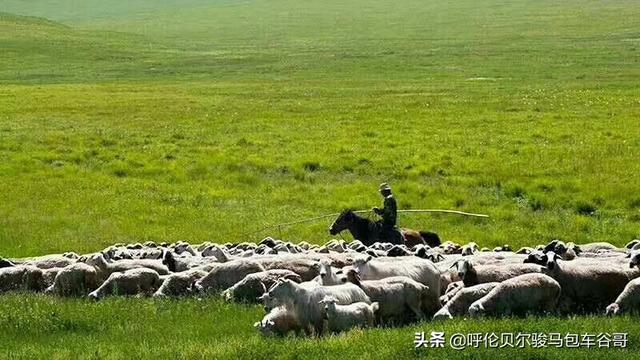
<box><xmin>2</xmin><ymin>237</ymin><xmax>640</xmax><ymax>337</ymax></box>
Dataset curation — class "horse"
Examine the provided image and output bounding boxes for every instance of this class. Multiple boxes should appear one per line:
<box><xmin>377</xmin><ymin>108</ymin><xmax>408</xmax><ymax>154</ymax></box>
<box><xmin>328</xmin><ymin>209</ymin><xmax>441</xmax><ymax>248</ymax></box>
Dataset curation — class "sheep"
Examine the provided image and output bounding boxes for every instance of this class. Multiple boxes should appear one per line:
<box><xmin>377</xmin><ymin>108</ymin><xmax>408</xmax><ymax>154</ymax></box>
<box><xmin>253</xmin><ymin>256</ymin><xmax>321</xmax><ymax>282</ymax></box>
<box><xmin>433</xmin><ymin>282</ymin><xmax>499</xmax><ymax>320</ymax></box>
<box><xmin>352</xmin><ymin>255</ymin><xmax>441</xmax><ymax>314</ymax></box>
<box><xmin>577</xmin><ymin>242</ymin><xmax>623</xmax><ymax>253</ymax></box>
<box><xmin>468</xmin><ymin>273</ymin><xmax>560</xmax><ymax>317</ymax></box>
<box><xmin>345</xmin><ymin>268</ymin><xmax>428</xmax><ymax>323</ymax></box>
<box><xmin>88</xmin><ymin>268</ymin><xmax>162</xmax><ymax>300</ymax></box>
<box><xmin>153</xmin><ymin>268</ymin><xmax>209</xmax><ymax>298</ymax></box>
<box><xmin>172</xmin><ymin>241</ymin><xmax>197</xmax><ymax>256</ymax></box>
<box><xmin>254</xmin><ymin>306</ymin><xmax>303</xmax><ymax>337</ymax></box>
<box><xmin>83</xmin><ymin>253</ymin><xmax>169</xmax><ymax>279</ymax></box>
<box><xmin>0</xmin><ymin>266</ymin><xmax>46</xmax><ymax>293</ymax></box>
<box><xmin>313</xmin><ymin>261</ymin><xmax>343</xmax><ymax>286</ymax></box>
<box><xmin>439</xmin><ymin>281</ymin><xmax>464</xmax><ymax>305</ymax></box>
<box><xmin>320</xmin><ymin>296</ymin><xmax>378</xmax><ymax>333</ymax></box>
<box><xmin>222</xmin><ymin>269</ymin><xmax>301</xmax><ymax>303</ymax></box>
<box><xmin>460</xmin><ymin>242</ymin><xmax>478</xmax><ymax>256</ymax></box>
<box><xmin>42</xmin><ymin>268</ymin><xmax>62</xmax><ymax>287</ymax></box>
<box><xmin>21</xmin><ymin>254</ymin><xmax>76</xmax><ymax>269</ymax></box>
<box><xmin>194</xmin><ymin>259</ymin><xmax>265</xmax><ymax>294</ymax></box>
<box><xmin>45</xmin><ymin>263</ymin><xmax>99</xmax><ymax>296</ymax></box>
<box><xmin>606</xmin><ymin>278</ymin><xmax>640</xmax><ymax>316</ymax></box>
<box><xmin>454</xmin><ymin>259</ymin><xmax>541</xmax><ymax>287</ymax></box>
<box><xmin>266</xmin><ymin>278</ymin><xmax>370</xmax><ymax>335</ymax></box>
<box><xmin>543</xmin><ymin>252</ymin><xmax>638</xmax><ymax>313</ymax></box>
<box><xmin>162</xmin><ymin>250</ymin><xmax>218</xmax><ymax>272</ymax></box>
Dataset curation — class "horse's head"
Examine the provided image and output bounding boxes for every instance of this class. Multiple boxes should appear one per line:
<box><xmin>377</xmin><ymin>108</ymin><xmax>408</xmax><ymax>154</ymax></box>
<box><xmin>329</xmin><ymin>209</ymin><xmax>354</xmax><ymax>235</ymax></box>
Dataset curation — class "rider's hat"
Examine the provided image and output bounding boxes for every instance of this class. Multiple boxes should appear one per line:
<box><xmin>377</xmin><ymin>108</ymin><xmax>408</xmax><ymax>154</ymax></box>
<box><xmin>379</xmin><ymin>183</ymin><xmax>392</xmax><ymax>192</ymax></box>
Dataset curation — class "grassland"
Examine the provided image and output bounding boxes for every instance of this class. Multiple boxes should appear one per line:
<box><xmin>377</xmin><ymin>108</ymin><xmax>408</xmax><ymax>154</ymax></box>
<box><xmin>0</xmin><ymin>0</ymin><xmax>639</xmax><ymax>358</ymax></box>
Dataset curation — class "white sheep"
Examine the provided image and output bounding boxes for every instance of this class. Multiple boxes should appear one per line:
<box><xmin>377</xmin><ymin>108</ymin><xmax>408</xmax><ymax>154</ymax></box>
<box><xmin>352</xmin><ymin>255</ymin><xmax>441</xmax><ymax>314</ymax></box>
<box><xmin>267</xmin><ymin>278</ymin><xmax>370</xmax><ymax>336</ymax></box>
<box><xmin>45</xmin><ymin>263</ymin><xmax>100</xmax><ymax>296</ymax></box>
<box><xmin>320</xmin><ymin>296</ymin><xmax>378</xmax><ymax>333</ymax></box>
<box><xmin>21</xmin><ymin>254</ymin><xmax>76</xmax><ymax>269</ymax></box>
<box><xmin>83</xmin><ymin>253</ymin><xmax>169</xmax><ymax>279</ymax></box>
<box><xmin>345</xmin><ymin>268</ymin><xmax>428</xmax><ymax>323</ymax></box>
<box><xmin>221</xmin><ymin>269</ymin><xmax>301</xmax><ymax>303</ymax></box>
<box><xmin>468</xmin><ymin>273</ymin><xmax>560</xmax><ymax>317</ymax></box>
<box><xmin>313</xmin><ymin>260</ymin><xmax>343</xmax><ymax>286</ymax></box>
<box><xmin>433</xmin><ymin>282</ymin><xmax>499</xmax><ymax>320</ymax></box>
<box><xmin>152</xmin><ymin>268</ymin><xmax>209</xmax><ymax>298</ymax></box>
<box><xmin>0</xmin><ymin>266</ymin><xmax>46</xmax><ymax>293</ymax></box>
<box><xmin>606</xmin><ymin>278</ymin><xmax>640</xmax><ymax>316</ymax></box>
<box><xmin>88</xmin><ymin>268</ymin><xmax>162</xmax><ymax>300</ymax></box>
<box><xmin>253</xmin><ymin>256</ymin><xmax>322</xmax><ymax>282</ymax></box>
<box><xmin>254</xmin><ymin>306</ymin><xmax>303</xmax><ymax>337</ymax></box>
<box><xmin>194</xmin><ymin>259</ymin><xmax>265</xmax><ymax>294</ymax></box>
<box><xmin>543</xmin><ymin>251</ymin><xmax>638</xmax><ymax>313</ymax></box>
<box><xmin>454</xmin><ymin>258</ymin><xmax>541</xmax><ymax>287</ymax></box>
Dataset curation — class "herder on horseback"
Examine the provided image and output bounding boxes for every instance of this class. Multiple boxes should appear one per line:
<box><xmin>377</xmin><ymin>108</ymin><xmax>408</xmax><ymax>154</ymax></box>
<box><xmin>329</xmin><ymin>183</ymin><xmax>441</xmax><ymax>247</ymax></box>
<box><xmin>372</xmin><ymin>183</ymin><xmax>404</xmax><ymax>244</ymax></box>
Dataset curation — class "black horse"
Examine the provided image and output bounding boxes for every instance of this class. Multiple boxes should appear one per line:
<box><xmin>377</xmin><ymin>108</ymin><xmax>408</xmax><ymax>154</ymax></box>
<box><xmin>328</xmin><ymin>209</ymin><xmax>441</xmax><ymax>248</ymax></box>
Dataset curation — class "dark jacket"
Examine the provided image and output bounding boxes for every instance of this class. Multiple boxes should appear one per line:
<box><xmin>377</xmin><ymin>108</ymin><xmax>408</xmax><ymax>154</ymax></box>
<box><xmin>374</xmin><ymin>195</ymin><xmax>397</xmax><ymax>228</ymax></box>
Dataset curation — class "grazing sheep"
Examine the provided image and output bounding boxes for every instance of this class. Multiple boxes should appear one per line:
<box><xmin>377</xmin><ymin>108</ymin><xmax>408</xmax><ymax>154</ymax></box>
<box><xmin>22</xmin><ymin>254</ymin><xmax>76</xmax><ymax>269</ymax></box>
<box><xmin>42</xmin><ymin>268</ymin><xmax>62</xmax><ymax>287</ymax></box>
<box><xmin>577</xmin><ymin>242</ymin><xmax>623</xmax><ymax>253</ymax></box>
<box><xmin>468</xmin><ymin>273</ymin><xmax>560</xmax><ymax>317</ymax></box>
<box><xmin>454</xmin><ymin>259</ymin><xmax>541</xmax><ymax>287</ymax></box>
<box><xmin>352</xmin><ymin>255</ymin><xmax>441</xmax><ymax>314</ymax></box>
<box><xmin>45</xmin><ymin>263</ymin><xmax>99</xmax><ymax>296</ymax></box>
<box><xmin>606</xmin><ymin>278</ymin><xmax>640</xmax><ymax>316</ymax></box>
<box><xmin>254</xmin><ymin>256</ymin><xmax>321</xmax><ymax>282</ymax></box>
<box><xmin>88</xmin><ymin>268</ymin><xmax>162</xmax><ymax>300</ymax></box>
<box><xmin>434</xmin><ymin>282</ymin><xmax>499</xmax><ymax>320</ymax></box>
<box><xmin>254</xmin><ymin>306</ymin><xmax>303</xmax><ymax>337</ymax></box>
<box><xmin>439</xmin><ymin>281</ymin><xmax>464</xmax><ymax>305</ymax></box>
<box><xmin>162</xmin><ymin>250</ymin><xmax>218</xmax><ymax>272</ymax></box>
<box><xmin>267</xmin><ymin>279</ymin><xmax>370</xmax><ymax>335</ymax></box>
<box><xmin>83</xmin><ymin>253</ymin><xmax>169</xmax><ymax>279</ymax></box>
<box><xmin>0</xmin><ymin>266</ymin><xmax>46</xmax><ymax>293</ymax></box>
<box><xmin>222</xmin><ymin>269</ymin><xmax>301</xmax><ymax>303</ymax></box>
<box><xmin>194</xmin><ymin>260</ymin><xmax>265</xmax><ymax>294</ymax></box>
<box><xmin>320</xmin><ymin>296</ymin><xmax>378</xmax><ymax>333</ymax></box>
<box><xmin>153</xmin><ymin>268</ymin><xmax>208</xmax><ymax>298</ymax></box>
<box><xmin>543</xmin><ymin>252</ymin><xmax>637</xmax><ymax>313</ymax></box>
<box><xmin>345</xmin><ymin>268</ymin><xmax>428</xmax><ymax>323</ymax></box>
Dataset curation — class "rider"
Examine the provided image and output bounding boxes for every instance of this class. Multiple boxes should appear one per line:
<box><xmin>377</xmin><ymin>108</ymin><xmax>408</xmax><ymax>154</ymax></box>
<box><xmin>372</xmin><ymin>183</ymin><xmax>402</xmax><ymax>243</ymax></box>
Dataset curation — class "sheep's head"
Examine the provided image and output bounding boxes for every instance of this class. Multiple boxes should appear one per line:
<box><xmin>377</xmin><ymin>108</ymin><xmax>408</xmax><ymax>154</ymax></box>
<box><xmin>468</xmin><ymin>303</ymin><xmax>485</xmax><ymax>317</ymax></box>
<box><xmin>433</xmin><ymin>308</ymin><xmax>454</xmax><ymax>321</ymax></box>
<box><xmin>354</xmin><ymin>255</ymin><xmax>373</xmax><ymax>267</ymax></box>
<box><xmin>523</xmin><ymin>251</ymin><xmax>546</xmax><ymax>265</ymax></box>
<box><xmin>454</xmin><ymin>259</ymin><xmax>472</xmax><ymax>280</ymax></box>
<box><xmin>268</xmin><ymin>278</ymin><xmax>296</xmax><ymax>301</ymax></box>
<box><xmin>85</xmin><ymin>253</ymin><xmax>108</xmax><ymax>269</ymax></box>
<box><xmin>545</xmin><ymin>251</ymin><xmax>562</xmax><ymax>270</ymax></box>
<box><xmin>605</xmin><ymin>303</ymin><xmax>620</xmax><ymax>316</ymax></box>
<box><xmin>319</xmin><ymin>295</ymin><xmax>338</xmax><ymax>316</ymax></box>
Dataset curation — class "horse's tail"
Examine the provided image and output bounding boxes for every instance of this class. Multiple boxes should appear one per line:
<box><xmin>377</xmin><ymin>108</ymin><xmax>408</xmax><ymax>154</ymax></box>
<box><xmin>419</xmin><ymin>231</ymin><xmax>441</xmax><ymax>247</ymax></box>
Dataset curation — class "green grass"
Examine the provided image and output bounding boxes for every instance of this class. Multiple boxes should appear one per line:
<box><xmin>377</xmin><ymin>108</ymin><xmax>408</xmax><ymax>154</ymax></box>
<box><xmin>0</xmin><ymin>0</ymin><xmax>639</xmax><ymax>358</ymax></box>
